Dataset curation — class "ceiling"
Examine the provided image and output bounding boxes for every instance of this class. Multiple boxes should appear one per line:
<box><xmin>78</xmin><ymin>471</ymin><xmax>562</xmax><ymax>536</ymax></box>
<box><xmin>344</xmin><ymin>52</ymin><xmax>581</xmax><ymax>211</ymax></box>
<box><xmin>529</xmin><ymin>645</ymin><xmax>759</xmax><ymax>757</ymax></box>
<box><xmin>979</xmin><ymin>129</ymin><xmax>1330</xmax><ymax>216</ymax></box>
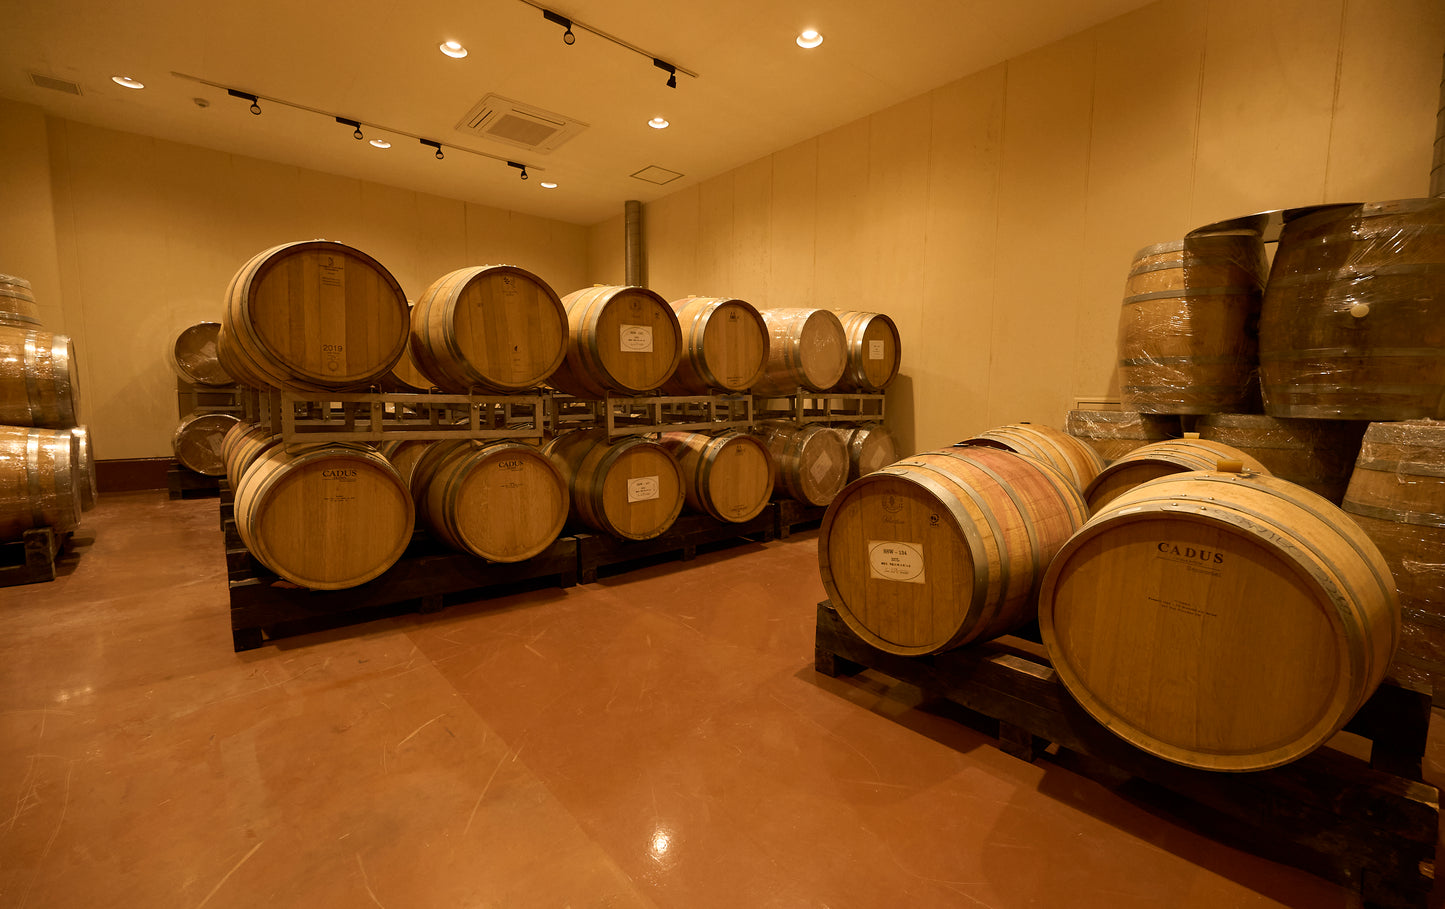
<box><xmin>5</xmin><ymin>0</ymin><xmax>1154</xmax><ymax>226</ymax></box>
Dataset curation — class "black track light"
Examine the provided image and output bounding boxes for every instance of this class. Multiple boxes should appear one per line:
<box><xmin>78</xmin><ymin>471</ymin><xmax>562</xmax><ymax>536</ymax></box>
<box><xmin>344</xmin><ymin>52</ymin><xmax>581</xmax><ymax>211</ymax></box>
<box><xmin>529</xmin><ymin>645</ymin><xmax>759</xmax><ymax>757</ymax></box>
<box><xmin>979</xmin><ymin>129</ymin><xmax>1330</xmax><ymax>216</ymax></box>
<box><xmin>653</xmin><ymin>58</ymin><xmax>678</xmax><ymax>89</ymax></box>
<box><xmin>508</xmin><ymin>161</ymin><xmax>529</xmax><ymax>180</ymax></box>
<box><xmin>228</xmin><ymin>89</ymin><xmax>262</xmax><ymax>115</ymax></box>
<box><xmin>542</xmin><ymin>9</ymin><xmax>575</xmax><ymax>45</ymax></box>
<box><xmin>420</xmin><ymin>139</ymin><xmax>444</xmax><ymax>160</ymax></box>
<box><xmin>337</xmin><ymin>117</ymin><xmax>363</xmax><ymax>140</ymax></box>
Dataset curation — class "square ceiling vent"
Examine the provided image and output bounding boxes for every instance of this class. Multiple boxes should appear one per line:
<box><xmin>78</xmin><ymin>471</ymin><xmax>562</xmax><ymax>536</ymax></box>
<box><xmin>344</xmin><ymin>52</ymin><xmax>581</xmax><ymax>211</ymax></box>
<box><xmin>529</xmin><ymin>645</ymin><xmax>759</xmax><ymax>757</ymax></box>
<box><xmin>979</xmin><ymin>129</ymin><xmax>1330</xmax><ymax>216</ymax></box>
<box><xmin>631</xmin><ymin>165</ymin><xmax>684</xmax><ymax>185</ymax></box>
<box><xmin>455</xmin><ymin>94</ymin><xmax>587</xmax><ymax>154</ymax></box>
<box><xmin>28</xmin><ymin>72</ymin><xmax>83</xmax><ymax>95</ymax></box>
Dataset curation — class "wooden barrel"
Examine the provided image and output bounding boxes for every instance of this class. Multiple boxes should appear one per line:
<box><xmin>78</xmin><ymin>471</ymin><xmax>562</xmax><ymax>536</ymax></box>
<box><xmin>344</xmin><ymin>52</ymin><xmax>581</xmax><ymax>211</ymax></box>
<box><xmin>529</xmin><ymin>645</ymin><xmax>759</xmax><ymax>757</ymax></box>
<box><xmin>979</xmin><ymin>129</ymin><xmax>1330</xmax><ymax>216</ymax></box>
<box><xmin>1040</xmin><ymin>469</ymin><xmax>1399</xmax><ymax>771</ymax></box>
<box><xmin>377</xmin><ymin>439</ymin><xmax>436</xmax><ymax>489</ymax></box>
<box><xmin>169</xmin><ymin>322</ymin><xmax>234</xmax><ymax>386</ymax></box>
<box><xmin>958</xmin><ymin>421</ymin><xmax>1106</xmax><ymax>492</ymax></box>
<box><xmin>220</xmin><ymin>240</ymin><xmax>410</xmax><ymax>392</ymax></box>
<box><xmin>542</xmin><ymin>429</ymin><xmax>684</xmax><ymax>540</ymax></box>
<box><xmin>222</xmin><ymin>421</ymin><xmax>283</xmax><ymax>488</ymax></box>
<box><xmin>1117</xmin><ymin>233</ymin><xmax>1268</xmax><ymax>414</ymax></box>
<box><xmin>0</xmin><ymin>425</ymin><xmax>82</xmax><ymax>539</ymax></box>
<box><xmin>753</xmin><ymin>421</ymin><xmax>849</xmax><ymax>506</ymax></box>
<box><xmin>1065</xmin><ymin>410</ymin><xmax>1180</xmax><ymax>463</ymax></box>
<box><xmin>547</xmin><ymin>286</ymin><xmax>682</xmax><ymax>397</ymax></box>
<box><xmin>0</xmin><ymin>274</ymin><xmax>42</xmax><ymax>328</ymax></box>
<box><xmin>819</xmin><ymin>446</ymin><xmax>1088</xmax><ymax>655</ymax></box>
<box><xmin>0</xmin><ymin>326</ymin><xmax>79</xmax><ymax>428</ymax></box>
<box><xmin>753</xmin><ymin>308</ymin><xmax>848</xmax><ymax>395</ymax></box>
<box><xmin>1341</xmin><ymin>420</ymin><xmax>1445</xmax><ymax>686</ymax></box>
<box><xmin>1083</xmin><ymin>436</ymin><xmax>1270</xmax><ymax>513</ymax></box>
<box><xmin>661</xmin><ymin>296</ymin><xmax>769</xmax><ymax>394</ymax></box>
<box><xmin>71</xmin><ymin>426</ymin><xmax>96</xmax><ymax>511</ymax></box>
<box><xmin>409</xmin><ymin>266</ymin><xmax>567</xmax><ymax>393</ymax></box>
<box><xmin>657</xmin><ymin>430</ymin><xmax>775</xmax><ymax>523</ymax></box>
<box><xmin>409</xmin><ymin>439</ymin><xmax>568</xmax><ymax>561</ymax></box>
<box><xmin>839</xmin><ymin>422</ymin><xmax>899</xmax><ymax>482</ymax></box>
<box><xmin>173</xmin><ymin>411</ymin><xmax>241</xmax><ymax>477</ymax></box>
<box><xmin>833</xmin><ymin>311</ymin><xmax>902</xmax><ymax>392</ymax></box>
<box><xmin>1260</xmin><ymin>198</ymin><xmax>1445</xmax><ymax>419</ymax></box>
<box><xmin>233</xmin><ymin>443</ymin><xmax>413</xmax><ymax>589</ymax></box>
<box><xmin>1196</xmin><ymin>413</ymin><xmax>1366</xmax><ymax>504</ymax></box>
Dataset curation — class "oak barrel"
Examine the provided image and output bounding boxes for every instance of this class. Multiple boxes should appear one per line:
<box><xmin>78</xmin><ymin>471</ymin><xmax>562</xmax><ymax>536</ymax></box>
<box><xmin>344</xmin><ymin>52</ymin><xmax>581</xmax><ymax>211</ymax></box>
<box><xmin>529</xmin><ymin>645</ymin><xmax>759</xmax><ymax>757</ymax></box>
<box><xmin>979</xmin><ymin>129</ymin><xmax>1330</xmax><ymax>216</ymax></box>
<box><xmin>752</xmin><ymin>420</ymin><xmax>849</xmax><ymax>506</ymax></box>
<box><xmin>839</xmin><ymin>422</ymin><xmax>899</xmax><ymax>482</ymax></box>
<box><xmin>1260</xmin><ymin>198</ymin><xmax>1445</xmax><ymax>419</ymax></box>
<box><xmin>0</xmin><ymin>274</ymin><xmax>41</xmax><ymax>327</ymax></box>
<box><xmin>0</xmin><ymin>326</ymin><xmax>79</xmax><ymax>428</ymax></box>
<box><xmin>377</xmin><ymin>439</ymin><xmax>436</xmax><ymax>489</ymax></box>
<box><xmin>1196</xmin><ymin>413</ymin><xmax>1366</xmax><ymax>504</ymax></box>
<box><xmin>819</xmin><ymin>446</ymin><xmax>1087</xmax><ymax>655</ymax></box>
<box><xmin>547</xmin><ymin>286</ymin><xmax>682</xmax><ymax>397</ymax></box>
<box><xmin>542</xmin><ymin>429</ymin><xmax>684</xmax><ymax>540</ymax></box>
<box><xmin>833</xmin><ymin>311</ymin><xmax>902</xmax><ymax>392</ymax></box>
<box><xmin>1117</xmin><ymin>233</ymin><xmax>1268</xmax><ymax>414</ymax></box>
<box><xmin>1083</xmin><ymin>436</ymin><xmax>1269</xmax><ymax>513</ymax></box>
<box><xmin>1039</xmin><ymin>469</ymin><xmax>1399</xmax><ymax>771</ymax></box>
<box><xmin>1065</xmin><ymin>410</ymin><xmax>1180</xmax><ymax>463</ymax></box>
<box><xmin>220</xmin><ymin>240</ymin><xmax>410</xmax><ymax>392</ymax></box>
<box><xmin>661</xmin><ymin>296</ymin><xmax>769</xmax><ymax>394</ymax></box>
<box><xmin>170</xmin><ymin>322</ymin><xmax>234</xmax><ymax>387</ymax></box>
<box><xmin>409</xmin><ymin>266</ymin><xmax>567</xmax><ymax>393</ymax></box>
<box><xmin>173</xmin><ymin>411</ymin><xmax>241</xmax><ymax>477</ymax></box>
<box><xmin>233</xmin><ymin>443</ymin><xmax>413</xmax><ymax>589</ymax></box>
<box><xmin>221</xmin><ymin>421</ymin><xmax>283</xmax><ymax>488</ymax></box>
<box><xmin>71</xmin><ymin>426</ymin><xmax>96</xmax><ymax>511</ymax></box>
<box><xmin>753</xmin><ymin>308</ymin><xmax>848</xmax><ymax>396</ymax></box>
<box><xmin>958</xmin><ymin>422</ymin><xmax>1106</xmax><ymax>492</ymax></box>
<box><xmin>657</xmin><ymin>430</ymin><xmax>775</xmax><ymax>523</ymax></box>
<box><xmin>0</xmin><ymin>425</ymin><xmax>82</xmax><ymax>539</ymax></box>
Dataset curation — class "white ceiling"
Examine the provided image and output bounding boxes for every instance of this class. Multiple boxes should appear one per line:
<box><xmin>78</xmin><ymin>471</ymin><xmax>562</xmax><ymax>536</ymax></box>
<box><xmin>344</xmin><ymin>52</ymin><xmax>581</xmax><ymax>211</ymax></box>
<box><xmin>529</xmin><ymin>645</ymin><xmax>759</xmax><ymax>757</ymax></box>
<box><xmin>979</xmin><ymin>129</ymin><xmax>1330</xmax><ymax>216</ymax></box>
<box><xmin>5</xmin><ymin>0</ymin><xmax>1154</xmax><ymax>226</ymax></box>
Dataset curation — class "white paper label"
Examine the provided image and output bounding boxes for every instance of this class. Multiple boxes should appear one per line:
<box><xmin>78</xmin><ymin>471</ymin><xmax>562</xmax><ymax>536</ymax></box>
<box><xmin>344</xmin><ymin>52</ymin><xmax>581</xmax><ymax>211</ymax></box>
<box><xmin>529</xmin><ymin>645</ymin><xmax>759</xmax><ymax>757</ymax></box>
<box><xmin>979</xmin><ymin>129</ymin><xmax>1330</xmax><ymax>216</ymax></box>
<box><xmin>809</xmin><ymin>448</ymin><xmax>835</xmax><ymax>485</ymax></box>
<box><xmin>868</xmin><ymin>540</ymin><xmax>926</xmax><ymax>584</ymax></box>
<box><xmin>627</xmin><ymin>476</ymin><xmax>660</xmax><ymax>503</ymax></box>
<box><xmin>620</xmin><ymin>324</ymin><xmax>654</xmax><ymax>352</ymax></box>
<box><xmin>868</xmin><ymin>339</ymin><xmax>884</xmax><ymax>360</ymax></box>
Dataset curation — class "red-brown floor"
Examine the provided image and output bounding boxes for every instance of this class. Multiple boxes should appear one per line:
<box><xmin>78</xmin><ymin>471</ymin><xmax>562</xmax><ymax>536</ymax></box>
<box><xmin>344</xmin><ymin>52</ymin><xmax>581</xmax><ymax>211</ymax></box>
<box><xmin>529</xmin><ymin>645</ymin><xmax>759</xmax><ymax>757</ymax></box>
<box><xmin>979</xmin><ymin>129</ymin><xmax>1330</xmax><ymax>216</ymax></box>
<box><xmin>0</xmin><ymin>491</ymin><xmax>1436</xmax><ymax>907</ymax></box>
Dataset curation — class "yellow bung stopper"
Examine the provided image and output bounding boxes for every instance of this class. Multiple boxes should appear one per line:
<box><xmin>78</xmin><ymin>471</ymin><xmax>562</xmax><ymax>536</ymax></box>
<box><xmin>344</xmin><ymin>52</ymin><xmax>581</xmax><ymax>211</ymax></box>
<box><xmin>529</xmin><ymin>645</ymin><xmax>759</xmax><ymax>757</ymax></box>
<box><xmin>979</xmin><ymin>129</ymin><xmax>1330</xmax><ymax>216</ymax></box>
<box><xmin>1183</xmin><ymin>431</ymin><xmax>1200</xmax><ymax>439</ymax></box>
<box><xmin>1215</xmin><ymin>459</ymin><xmax>1244</xmax><ymax>473</ymax></box>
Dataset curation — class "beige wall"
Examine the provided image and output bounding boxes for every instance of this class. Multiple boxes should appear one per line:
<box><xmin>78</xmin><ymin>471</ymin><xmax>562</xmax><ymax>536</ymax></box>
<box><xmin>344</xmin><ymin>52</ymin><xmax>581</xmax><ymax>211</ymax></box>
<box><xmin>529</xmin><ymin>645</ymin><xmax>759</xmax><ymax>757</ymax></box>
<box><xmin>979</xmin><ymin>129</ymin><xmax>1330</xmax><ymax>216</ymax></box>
<box><xmin>613</xmin><ymin>0</ymin><xmax>1445</xmax><ymax>456</ymax></box>
<box><xmin>0</xmin><ymin>104</ymin><xmax>590</xmax><ymax>461</ymax></box>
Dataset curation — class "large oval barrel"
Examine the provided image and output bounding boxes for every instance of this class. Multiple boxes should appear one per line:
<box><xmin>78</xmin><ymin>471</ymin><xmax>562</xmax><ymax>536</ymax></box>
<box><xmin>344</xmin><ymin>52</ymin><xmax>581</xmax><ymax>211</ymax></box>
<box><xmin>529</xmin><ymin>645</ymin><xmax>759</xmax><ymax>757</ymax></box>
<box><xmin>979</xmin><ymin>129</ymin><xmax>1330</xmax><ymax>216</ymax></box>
<box><xmin>169</xmin><ymin>322</ymin><xmax>234</xmax><ymax>387</ymax></box>
<box><xmin>1260</xmin><ymin>198</ymin><xmax>1445</xmax><ymax>419</ymax></box>
<box><xmin>819</xmin><ymin>446</ymin><xmax>1087</xmax><ymax>656</ymax></box>
<box><xmin>547</xmin><ymin>286</ymin><xmax>682</xmax><ymax>397</ymax></box>
<box><xmin>173</xmin><ymin>412</ymin><xmax>241</xmax><ymax>477</ymax></box>
<box><xmin>409</xmin><ymin>266</ymin><xmax>567</xmax><ymax>393</ymax></box>
<box><xmin>0</xmin><ymin>326</ymin><xmax>79</xmax><ymax>428</ymax></box>
<box><xmin>220</xmin><ymin>240</ymin><xmax>410</xmax><ymax>392</ymax></box>
<box><xmin>542</xmin><ymin>429</ymin><xmax>684</xmax><ymax>540</ymax></box>
<box><xmin>1083</xmin><ymin>436</ymin><xmax>1270</xmax><ymax>513</ymax></box>
<box><xmin>833</xmin><ymin>311</ymin><xmax>902</xmax><ymax>392</ymax></box>
<box><xmin>753</xmin><ymin>308</ymin><xmax>848</xmax><ymax>396</ymax></box>
<box><xmin>958</xmin><ymin>422</ymin><xmax>1106</xmax><ymax>492</ymax></box>
<box><xmin>0</xmin><ymin>274</ymin><xmax>42</xmax><ymax>328</ymax></box>
<box><xmin>0</xmin><ymin>425</ymin><xmax>82</xmax><ymax>539</ymax></box>
<box><xmin>233</xmin><ymin>443</ymin><xmax>414</xmax><ymax>589</ymax></box>
<box><xmin>752</xmin><ymin>421</ymin><xmax>849</xmax><ymax>506</ymax></box>
<box><xmin>1065</xmin><ymin>410</ymin><xmax>1180</xmax><ymax>463</ymax></box>
<box><xmin>661</xmin><ymin>296</ymin><xmax>769</xmax><ymax>394</ymax></box>
<box><xmin>1040</xmin><ymin>469</ymin><xmax>1399</xmax><ymax>771</ymax></box>
<box><xmin>839</xmin><ymin>422</ymin><xmax>899</xmax><ymax>482</ymax></box>
<box><xmin>1117</xmin><ymin>233</ymin><xmax>1268</xmax><ymax>414</ymax></box>
<box><xmin>657</xmin><ymin>430</ymin><xmax>775</xmax><ymax>523</ymax></box>
<box><xmin>1196</xmin><ymin>413</ymin><xmax>1366</xmax><ymax>504</ymax></box>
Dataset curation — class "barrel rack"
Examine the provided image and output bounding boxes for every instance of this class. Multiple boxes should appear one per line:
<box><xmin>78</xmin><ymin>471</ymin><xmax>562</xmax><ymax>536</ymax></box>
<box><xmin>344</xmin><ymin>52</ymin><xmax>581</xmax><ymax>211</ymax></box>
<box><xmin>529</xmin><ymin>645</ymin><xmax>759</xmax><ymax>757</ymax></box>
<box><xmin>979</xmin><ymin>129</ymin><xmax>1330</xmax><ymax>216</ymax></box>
<box><xmin>0</xmin><ymin>526</ymin><xmax>71</xmax><ymax>587</ymax></box>
<box><xmin>813</xmin><ymin>600</ymin><xmax>1440</xmax><ymax>909</ymax></box>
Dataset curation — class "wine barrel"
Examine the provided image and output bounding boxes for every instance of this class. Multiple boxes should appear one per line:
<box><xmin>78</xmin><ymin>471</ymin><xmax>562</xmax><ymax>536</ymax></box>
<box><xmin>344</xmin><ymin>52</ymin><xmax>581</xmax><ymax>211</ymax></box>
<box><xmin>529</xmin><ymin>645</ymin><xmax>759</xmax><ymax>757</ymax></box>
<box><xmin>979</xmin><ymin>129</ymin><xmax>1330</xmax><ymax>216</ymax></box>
<box><xmin>0</xmin><ymin>326</ymin><xmax>79</xmax><ymax>428</ymax></box>
<box><xmin>1040</xmin><ymin>469</ymin><xmax>1399</xmax><ymax>771</ymax></box>
<box><xmin>1083</xmin><ymin>435</ymin><xmax>1269</xmax><ymax>513</ymax></box>
<box><xmin>221</xmin><ymin>421</ymin><xmax>282</xmax><ymax>488</ymax></box>
<box><xmin>71</xmin><ymin>426</ymin><xmax>96</xmax><ymax>511</ymax></box>
<box><xmin>752</xmin><ymin>421</ymin><xmax>849</xmax><ymax>506</ymax></box>
<box><xmin>0</xmin><ymin>274</ymin><xmax>41</xmax><ymax>328</ymax></box>
<box><xmin>819</xmin><ymin>446</ymin><xmax>1087</xmax><ymax>655</ymax></box>
<box><xmin>834</xmin><ymin>311</ymin><xmax>902</xmax><ymax>392</ymax></box>
<box><xmin>220</xmin><ymin>240</ymin><xmax>410</xmax><ymax>392</ymax></box>
<box><xmin>547</xmin><ymin>286</ymin><xmax>682</xmax><ymax>397</ymax></box>
<box><xmin>542</xmin><ymin>429</ymin><xmax>684</xmax><ymax>540</ymax></box>
<box><xmin>1196</xmin><ymin>413</ymin><xmax>1366</xmax><ymax>504</ymax></box>
<box><xmin>377</xmin><ymin>439</ymin><xmax>436</xmax><ymax>489</ymax></box>
<box><xmin>1260</xmin><ymin>198</ymin><xmax>1445</xmax><ymax>419</ymax></box>
<box><xmin>661</xmin><ymin>296</ymin><xmax>769</xmax><ymax>394</ymax></box>
<box><xmin>409</xmin><ymin>266</ymin><xmax>567</xmax><ymax>393</ymax></box>
<box><xmin>839</xmin><ymin>422</ymin><xmax>899</xmax><ymax>482</ymax></box>
<box><xmin>1065</xmin><ymin>410</ymin><xmax>1180</xmax><ymax>463</ymax></box>
<box><xmin>1117</xmin><ymin>233</ymin><xmax>1268</xmax><ymax>414</ymax></box>
<box><xmin>0</xmin><ymin>425</ymin><xmax>81</xmax><ymax>539</ymax></box>
<box><xmin>173</xmin><ymin>412</ymin><xmax>241</xmax><ymax>477</ymax></box>
<box><xmin>409</xmin><ymin>439</ymin><xmax>568</xmax><ymax>561</ymax></box>
<box><xmin>753</xmin><ymin>309</ymin><xmax>848</xmax><ymax>395</ymax></box>
<box><xmin>657</xmin><ymin>430</ymin><xmax>775</xmax><ymax>523</ymax></box>
<box><xmin>169</xmin><ymin>322</ymin><xmax>234</xmax><ymax>387</ymax></box>
<box><xmin>958</xmin><ymin>421</ymin><xmax>1106</xmax><ymax>492</ymax></box>
<box><xmin>233</xmin><ymin>443</ymin><xmax>413</xmax><ymax>589</ymax></box>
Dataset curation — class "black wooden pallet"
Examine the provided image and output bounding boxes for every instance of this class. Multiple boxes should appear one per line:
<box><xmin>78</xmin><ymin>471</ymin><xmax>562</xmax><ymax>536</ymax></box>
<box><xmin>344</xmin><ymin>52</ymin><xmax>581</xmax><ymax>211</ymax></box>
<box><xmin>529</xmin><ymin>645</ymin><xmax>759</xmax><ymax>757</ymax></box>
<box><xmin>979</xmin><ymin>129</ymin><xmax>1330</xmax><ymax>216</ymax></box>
<box><xmin>774</xmin><ymin>498</ymin><xmax>827</xmax><ymax>539</ymax></box>
<box><xmin>814</xmin><ymin>600</ymin><xmax>1439</xmax><ymax>909</ymax></box>
<box><xmin>572</xmin><ymin>505</ymin><xmax>776</xmax><ymax>584</ymax></box>
<box><xmin>0</xmin><ymin>526</ymin><xmax>71</xmax><ymax>587</ymax></box>
<box><xmin>167</xmin><ymin>464</ymin><xmax>223</xmax><ymax>500</ymax></box>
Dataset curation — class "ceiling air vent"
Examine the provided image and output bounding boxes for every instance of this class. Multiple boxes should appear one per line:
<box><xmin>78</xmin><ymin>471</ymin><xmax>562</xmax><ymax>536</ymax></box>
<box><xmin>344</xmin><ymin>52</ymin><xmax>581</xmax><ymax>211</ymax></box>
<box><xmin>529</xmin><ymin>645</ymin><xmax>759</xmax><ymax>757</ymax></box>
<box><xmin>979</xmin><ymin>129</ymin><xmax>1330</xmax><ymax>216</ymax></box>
<box><xmin>631</xmin><ymin>165</ymin><xmax>684</xmax><ymax>186</ymax></box>
<box><xmin>455</xmin><ymin>94</ymin><xmax>587</xmax><ymax>154</ymax></box>
<box><xmin>29</xmin><ymin>73</ymin><xmax>83</xmax><ymax>96</ymax></box>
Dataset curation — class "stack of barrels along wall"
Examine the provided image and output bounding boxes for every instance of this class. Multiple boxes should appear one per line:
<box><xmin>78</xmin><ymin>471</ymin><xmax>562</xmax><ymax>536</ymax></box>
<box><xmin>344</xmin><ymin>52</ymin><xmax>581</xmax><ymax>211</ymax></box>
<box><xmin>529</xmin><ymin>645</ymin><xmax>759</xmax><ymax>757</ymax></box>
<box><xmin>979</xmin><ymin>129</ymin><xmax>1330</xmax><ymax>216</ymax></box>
<box><xmin>170</xmin><ymin>321</ymin><xmax>241</xmax><ymax>478</ymax></box>
<box><xmin>0</xmin><ymin>272</ymin><xmax>94</xmax><ymax>553</ymax></box>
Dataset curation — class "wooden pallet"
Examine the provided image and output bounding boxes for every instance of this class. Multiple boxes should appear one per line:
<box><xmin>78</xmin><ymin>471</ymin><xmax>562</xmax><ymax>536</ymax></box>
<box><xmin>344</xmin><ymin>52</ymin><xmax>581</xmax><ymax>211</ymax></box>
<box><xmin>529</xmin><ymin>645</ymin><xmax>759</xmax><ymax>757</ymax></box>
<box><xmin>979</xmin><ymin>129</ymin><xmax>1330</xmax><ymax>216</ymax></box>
<box><xmin>813</xmin><ymin>600</ymin><xmax>1439</xmax><ymax>909</ymax></box>
<box><xmin>167</xmin><ymin>463</ymin><xmax>223</xmax><ymax>500</ymax></box>
<box><xmin>0</xmin><ymin>526</ymin><xmax>70</xmax><ymax>587</ymax></box>
<box><xmin>774</xmin><ymin>498</ymin><xmax>827</xmax><ymax>539</ymax></box>
<box><xmin>572</xmin><ymin>506</ymin><xmax>776</xmax><ymax>584</ymax></box>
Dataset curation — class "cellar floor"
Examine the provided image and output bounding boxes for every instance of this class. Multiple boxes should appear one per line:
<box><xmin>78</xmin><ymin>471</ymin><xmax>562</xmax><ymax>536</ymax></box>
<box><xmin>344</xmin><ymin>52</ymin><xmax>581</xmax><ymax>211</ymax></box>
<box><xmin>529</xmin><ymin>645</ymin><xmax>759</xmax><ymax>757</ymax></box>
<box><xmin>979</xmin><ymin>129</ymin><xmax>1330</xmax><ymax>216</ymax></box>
<box><xmin>0</xmin><ymin>491</ymin><xmax>1436</xmax><ymax>909</ymax></box>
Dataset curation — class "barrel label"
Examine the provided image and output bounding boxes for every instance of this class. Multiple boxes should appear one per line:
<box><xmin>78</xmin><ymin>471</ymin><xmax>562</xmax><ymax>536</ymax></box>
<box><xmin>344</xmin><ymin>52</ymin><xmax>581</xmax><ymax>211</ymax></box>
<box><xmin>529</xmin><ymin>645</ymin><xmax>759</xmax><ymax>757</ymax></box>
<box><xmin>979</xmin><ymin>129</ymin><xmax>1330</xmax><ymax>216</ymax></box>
<box><xmin>318</xmin><ymin>256</ymin><xmax>344</xmax><ymax>287</ymax></box>
<box><xmin>869</xmin><ymin>340</ymin><xmax>884</xmax><ymax>360</ymax></box>
<box><xmin>809</xmin><ymin>449</ymin><xmax>835</xmax><ymax>485</ymax></box>
<box><xmin>627</xmin><ymin>476</ymin><xmax>660</xmax><ymax>503</ymax></box>
<box><xmin>868</xmin><ymin>540</ymin><xmax>926</xmax><ymax>584</ymax></box>
<box><xmin>620</xmin><ymin>325</ymin><xmax>654</xmax><ymax>352</ymax></box>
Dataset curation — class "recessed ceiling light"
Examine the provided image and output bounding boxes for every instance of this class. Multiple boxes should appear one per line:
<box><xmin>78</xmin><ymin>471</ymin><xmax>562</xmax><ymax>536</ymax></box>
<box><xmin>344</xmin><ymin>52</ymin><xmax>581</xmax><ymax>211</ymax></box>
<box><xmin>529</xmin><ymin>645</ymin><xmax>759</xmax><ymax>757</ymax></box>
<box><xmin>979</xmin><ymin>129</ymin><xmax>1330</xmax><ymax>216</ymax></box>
<box><xmin>648</xmin><ymin>117</ymin><xmax>669</xmax><ymax>129</ymax></box>
<box><xmin>369</xmin><ymin>139</ymin><xmax>391</xmax><ymax>149</ymax></box>
<box><xmin>111</xmin><ymin>75</ymin><xmax>145</xmax><ymax>89</ymax></box>
<box><xmin>440</xmin><ymin>40</ymin><xmax>468</xmax><ymax>58</ymax></box>
<box><xmin>540</xmin><ymin>181</ymin><xmax>558</xmax><ymax>189</ymax></box>
<box><xmin>796</xmin><ymin>29</ymin><xmax>823</xmax><ymax>49</ymax></box>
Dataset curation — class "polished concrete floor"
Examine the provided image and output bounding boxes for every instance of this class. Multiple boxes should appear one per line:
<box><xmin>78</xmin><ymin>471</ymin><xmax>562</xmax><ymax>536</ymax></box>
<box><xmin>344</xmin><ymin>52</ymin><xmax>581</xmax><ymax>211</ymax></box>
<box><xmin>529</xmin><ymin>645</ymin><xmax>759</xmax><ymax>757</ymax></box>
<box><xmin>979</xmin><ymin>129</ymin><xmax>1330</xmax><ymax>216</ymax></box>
<box><xmin>0</xmin><ymin>491</ymin><xmax>1438</xmax><ymax>907</ymax></box>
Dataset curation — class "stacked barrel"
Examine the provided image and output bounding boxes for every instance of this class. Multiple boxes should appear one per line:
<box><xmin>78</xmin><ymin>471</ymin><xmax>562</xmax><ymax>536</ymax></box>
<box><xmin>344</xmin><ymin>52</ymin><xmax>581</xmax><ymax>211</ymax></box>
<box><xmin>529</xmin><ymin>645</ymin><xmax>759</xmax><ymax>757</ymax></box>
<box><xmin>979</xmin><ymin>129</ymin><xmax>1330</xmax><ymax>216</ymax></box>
<box><xmin>170</xmin><ymin>321</ymin><xmax>241</xmax><ymax>479</ymax></box>
<box><xmin>0</xmin><ymin>273</ymin><xmax>95</xmax><ymax>552</ymax></box>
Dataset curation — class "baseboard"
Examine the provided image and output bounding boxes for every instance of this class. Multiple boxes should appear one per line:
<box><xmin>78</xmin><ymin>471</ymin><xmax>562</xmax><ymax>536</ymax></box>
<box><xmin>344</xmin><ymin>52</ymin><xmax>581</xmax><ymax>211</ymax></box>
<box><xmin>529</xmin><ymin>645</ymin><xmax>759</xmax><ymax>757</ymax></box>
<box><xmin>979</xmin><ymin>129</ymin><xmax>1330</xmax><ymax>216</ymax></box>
<box><xmin>96</xmin><ymin>458</ymin><xmax>173</xmax><ymax>492</ymax></box>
